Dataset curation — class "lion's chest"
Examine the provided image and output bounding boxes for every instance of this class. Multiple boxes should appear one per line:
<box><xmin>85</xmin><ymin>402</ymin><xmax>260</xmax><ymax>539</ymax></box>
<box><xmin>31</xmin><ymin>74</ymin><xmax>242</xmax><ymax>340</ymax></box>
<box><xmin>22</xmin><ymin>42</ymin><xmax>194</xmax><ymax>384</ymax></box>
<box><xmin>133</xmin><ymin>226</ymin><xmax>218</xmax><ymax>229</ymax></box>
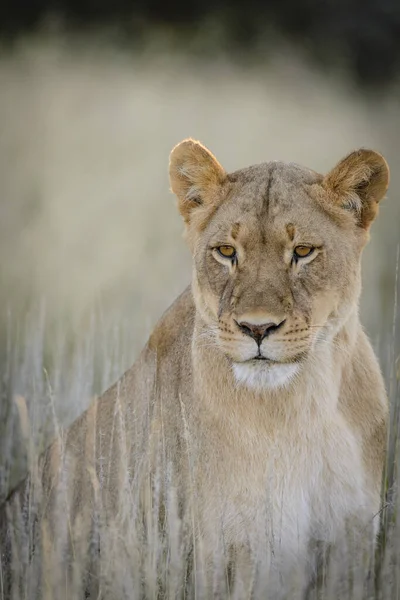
<box><xmin>197</xmin><ymin>413</ymin><xmax>368</xmax><ymax>566</ymax></box>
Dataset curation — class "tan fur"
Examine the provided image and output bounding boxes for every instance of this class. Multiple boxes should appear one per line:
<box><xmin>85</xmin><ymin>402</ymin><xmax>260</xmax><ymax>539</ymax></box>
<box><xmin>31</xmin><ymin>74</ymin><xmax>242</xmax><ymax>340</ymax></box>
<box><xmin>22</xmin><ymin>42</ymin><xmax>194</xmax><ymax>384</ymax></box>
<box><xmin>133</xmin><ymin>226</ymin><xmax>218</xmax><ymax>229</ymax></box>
<box><xmin>1</xmin><ymin>140</ymin><xmax>390</xmax><ymax>598</ymax></box>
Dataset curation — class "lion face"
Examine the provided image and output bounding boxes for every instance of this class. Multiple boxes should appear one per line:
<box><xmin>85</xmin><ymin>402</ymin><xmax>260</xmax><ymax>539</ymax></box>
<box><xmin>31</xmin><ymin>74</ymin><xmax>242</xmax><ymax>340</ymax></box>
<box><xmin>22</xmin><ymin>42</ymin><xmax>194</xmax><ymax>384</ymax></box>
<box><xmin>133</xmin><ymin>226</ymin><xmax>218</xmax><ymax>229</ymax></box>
<box><xmin>169</xmin><ymin>141</ymin><xmax>389</xmax><ymax>389</ymax></box>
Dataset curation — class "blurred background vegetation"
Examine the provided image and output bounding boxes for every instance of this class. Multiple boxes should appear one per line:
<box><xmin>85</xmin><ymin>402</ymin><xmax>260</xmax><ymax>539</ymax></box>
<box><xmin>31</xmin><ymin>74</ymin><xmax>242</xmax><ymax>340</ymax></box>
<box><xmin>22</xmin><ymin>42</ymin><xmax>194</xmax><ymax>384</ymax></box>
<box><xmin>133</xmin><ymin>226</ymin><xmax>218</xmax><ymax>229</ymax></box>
<box><xmin>0</xmin><ymin>0</ymin><xmax>399</xmax><ymax>500</ymax></box>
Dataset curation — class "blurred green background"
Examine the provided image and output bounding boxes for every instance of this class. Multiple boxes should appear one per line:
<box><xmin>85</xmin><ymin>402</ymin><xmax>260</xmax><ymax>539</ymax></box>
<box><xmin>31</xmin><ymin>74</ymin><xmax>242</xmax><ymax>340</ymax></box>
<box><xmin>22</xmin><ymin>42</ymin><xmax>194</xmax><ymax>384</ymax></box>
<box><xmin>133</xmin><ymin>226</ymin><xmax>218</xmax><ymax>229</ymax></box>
<box><xmin>0</xmin><ymin>2</ymin><xmax>400</xmax><ymax>499</ymax></box>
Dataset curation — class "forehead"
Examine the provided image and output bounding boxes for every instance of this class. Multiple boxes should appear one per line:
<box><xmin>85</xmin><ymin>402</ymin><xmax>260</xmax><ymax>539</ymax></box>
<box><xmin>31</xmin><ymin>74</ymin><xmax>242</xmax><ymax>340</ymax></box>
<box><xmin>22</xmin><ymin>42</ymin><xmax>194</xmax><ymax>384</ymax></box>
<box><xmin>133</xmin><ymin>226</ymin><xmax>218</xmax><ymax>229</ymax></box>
<box><xmin>210</xmin><ymin>161</ymin><xmax>328</xmax><ymax>239</ymax></box>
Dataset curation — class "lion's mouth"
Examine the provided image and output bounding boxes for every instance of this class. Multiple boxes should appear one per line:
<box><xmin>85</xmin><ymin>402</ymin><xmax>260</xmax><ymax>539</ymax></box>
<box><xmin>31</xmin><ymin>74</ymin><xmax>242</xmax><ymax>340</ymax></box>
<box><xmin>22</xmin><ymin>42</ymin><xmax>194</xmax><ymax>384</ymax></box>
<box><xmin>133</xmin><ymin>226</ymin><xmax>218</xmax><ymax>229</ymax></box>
<box><xmin>231</xmin><ymin>355</ymin><xmax>279</xmax><ymax>366</ymax></box>
<box><xmin>246</xmin><ymin>351</ymin><xmax>308</xmax><ymax>365</ymax></box>
<box><xmin>248</xmin><ymin>355</ymin><xmax>279</xmax><ymax>364</ymax></box>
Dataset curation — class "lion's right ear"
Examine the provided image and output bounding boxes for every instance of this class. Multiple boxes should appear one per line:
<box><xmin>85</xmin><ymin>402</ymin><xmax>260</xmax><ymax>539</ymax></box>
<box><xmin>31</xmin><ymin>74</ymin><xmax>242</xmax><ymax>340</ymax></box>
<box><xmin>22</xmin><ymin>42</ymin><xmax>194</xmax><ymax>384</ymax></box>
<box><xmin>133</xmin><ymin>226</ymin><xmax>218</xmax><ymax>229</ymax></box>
<box><xmin>323</xmin><ymin>149</ymin><xmax>389</xmax><ymax>229</ymax></box>
<box><xmin>169</xmin><ymin>139</ymin><xmax>226</xmax><ymax>224</ymax></box>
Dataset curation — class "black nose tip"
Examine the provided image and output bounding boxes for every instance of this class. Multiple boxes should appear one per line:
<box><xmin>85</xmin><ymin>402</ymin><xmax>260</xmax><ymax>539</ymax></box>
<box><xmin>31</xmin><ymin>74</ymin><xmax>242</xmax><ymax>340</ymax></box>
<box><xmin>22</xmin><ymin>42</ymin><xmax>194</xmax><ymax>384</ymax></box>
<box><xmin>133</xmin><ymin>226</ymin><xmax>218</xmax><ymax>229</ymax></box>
<box><xmin>237</xmin><ymin>319</ymin><xmax>286</xmax><ymax>345</ymax></box>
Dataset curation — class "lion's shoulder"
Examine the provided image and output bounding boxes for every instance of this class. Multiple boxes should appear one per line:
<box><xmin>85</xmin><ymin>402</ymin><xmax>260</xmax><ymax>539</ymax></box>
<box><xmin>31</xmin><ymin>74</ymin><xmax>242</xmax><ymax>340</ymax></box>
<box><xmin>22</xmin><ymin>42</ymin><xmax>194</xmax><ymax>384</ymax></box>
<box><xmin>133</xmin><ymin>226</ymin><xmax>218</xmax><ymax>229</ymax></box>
<box><xmin>147</xmin><ymin>285</ymin><xmax>195</xmax><ymax>361</ymax></box>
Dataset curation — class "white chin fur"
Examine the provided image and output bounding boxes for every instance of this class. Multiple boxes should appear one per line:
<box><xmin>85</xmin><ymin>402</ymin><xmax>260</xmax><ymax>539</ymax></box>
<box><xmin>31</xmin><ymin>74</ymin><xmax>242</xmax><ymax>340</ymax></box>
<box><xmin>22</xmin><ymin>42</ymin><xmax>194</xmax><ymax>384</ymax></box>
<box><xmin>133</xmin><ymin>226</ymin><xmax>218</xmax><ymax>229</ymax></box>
<box><xmin>232</xmin><ymin>361</ymin><xmax>299</xmax><ymax>390</ymax></box>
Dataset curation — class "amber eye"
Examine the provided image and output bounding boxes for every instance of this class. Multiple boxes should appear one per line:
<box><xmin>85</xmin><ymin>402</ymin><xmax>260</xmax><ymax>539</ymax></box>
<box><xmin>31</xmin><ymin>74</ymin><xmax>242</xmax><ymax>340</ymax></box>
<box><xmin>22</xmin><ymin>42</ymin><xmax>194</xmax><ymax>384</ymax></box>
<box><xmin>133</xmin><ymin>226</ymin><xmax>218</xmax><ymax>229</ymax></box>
<box><xmin>217</xmin><ymin>245</ymin><xmax>236</xmax><ymax>259</ymax></box>
<box><xmin>294</xmin><ymin>245</ymin><xmax>314</xmax><ymax>259</ymax></box>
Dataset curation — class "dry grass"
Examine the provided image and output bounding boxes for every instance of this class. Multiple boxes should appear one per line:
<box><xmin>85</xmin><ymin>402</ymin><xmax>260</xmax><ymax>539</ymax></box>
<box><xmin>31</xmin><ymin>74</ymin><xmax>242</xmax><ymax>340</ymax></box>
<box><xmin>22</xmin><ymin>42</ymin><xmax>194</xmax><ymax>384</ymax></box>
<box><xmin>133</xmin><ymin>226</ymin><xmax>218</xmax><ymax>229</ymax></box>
<box><xmin>0</xmin><ymin>320</ymin><xmax>399</xmax><ymax>599</ymax></box>
<box><xmin>0</xmin><ymin>33</ymin><xmax>399</xmax><ymax>599</ymax></box>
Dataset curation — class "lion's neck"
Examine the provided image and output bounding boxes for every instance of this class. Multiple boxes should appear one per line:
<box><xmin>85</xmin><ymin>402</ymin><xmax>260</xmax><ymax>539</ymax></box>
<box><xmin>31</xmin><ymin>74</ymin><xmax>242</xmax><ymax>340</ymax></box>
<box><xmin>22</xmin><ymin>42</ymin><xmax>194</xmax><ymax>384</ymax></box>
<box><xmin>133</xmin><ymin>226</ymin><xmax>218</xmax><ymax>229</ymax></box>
<box><xmin>191</xmin><ymin>310</ymin><xmax>360</xmax><ymax>427</ymax></box>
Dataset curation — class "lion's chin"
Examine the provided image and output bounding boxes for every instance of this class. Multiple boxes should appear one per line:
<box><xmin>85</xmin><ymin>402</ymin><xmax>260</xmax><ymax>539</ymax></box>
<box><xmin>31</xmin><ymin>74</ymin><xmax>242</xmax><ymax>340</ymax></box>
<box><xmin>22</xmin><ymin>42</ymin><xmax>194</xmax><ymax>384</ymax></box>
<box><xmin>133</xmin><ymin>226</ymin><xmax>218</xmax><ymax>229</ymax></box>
<box><xmin>232</xmin><ymin>361</ymin><xmax>300</xmax><ymax>391</ymax></box>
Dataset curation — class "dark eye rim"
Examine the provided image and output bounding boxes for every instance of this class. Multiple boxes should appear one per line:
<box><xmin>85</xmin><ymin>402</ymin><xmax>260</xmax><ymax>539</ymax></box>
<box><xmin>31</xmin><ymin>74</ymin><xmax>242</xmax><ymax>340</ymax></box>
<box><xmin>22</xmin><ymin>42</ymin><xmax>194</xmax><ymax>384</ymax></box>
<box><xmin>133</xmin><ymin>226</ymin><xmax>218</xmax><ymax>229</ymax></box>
<box><xmin>293</xmin><ymin>245</ymin><xmax>315</xmax><ymax>260</ymax></box>
<box><xmin>216</xmin><ymin>245</ymin><xmax>237</xmax><ymax>259</ymax></box>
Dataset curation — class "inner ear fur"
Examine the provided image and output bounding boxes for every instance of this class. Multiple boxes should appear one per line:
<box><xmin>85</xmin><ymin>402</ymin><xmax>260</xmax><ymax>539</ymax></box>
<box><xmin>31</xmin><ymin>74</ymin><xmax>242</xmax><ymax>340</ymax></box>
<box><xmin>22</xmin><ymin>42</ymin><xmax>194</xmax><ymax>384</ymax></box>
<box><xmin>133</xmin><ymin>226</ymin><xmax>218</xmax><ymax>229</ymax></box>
<box><xmin>323</xmin><ymin>149</ymin><xmax>390</xmax><ymax>229</ymax></box>
<box><xmin>169</xmin><ymin>139</ymin><xmax>226</xmax><ymax>224</ymax></box>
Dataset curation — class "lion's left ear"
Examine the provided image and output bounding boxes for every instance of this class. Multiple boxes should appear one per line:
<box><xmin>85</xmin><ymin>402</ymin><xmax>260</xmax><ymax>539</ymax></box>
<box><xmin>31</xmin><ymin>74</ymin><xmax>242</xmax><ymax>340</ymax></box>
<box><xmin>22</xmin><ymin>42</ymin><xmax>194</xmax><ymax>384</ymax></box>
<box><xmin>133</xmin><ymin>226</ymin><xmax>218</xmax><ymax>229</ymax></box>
<box><xmin>169</xmin><ymin>139</ymin><xmax>226</xmax><ymax>225</ymax></box>
<box><xmin>323</xmin><ymin>149</ymin><xmax>390</xmax><ymax>229</ymax></box>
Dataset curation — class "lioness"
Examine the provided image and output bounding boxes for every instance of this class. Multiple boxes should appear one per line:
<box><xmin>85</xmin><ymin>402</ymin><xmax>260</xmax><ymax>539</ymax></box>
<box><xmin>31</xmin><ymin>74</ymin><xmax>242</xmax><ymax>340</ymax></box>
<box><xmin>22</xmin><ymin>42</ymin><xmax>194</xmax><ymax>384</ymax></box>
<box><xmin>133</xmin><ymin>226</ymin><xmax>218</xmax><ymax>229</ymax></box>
<box><xmin>0</xmin><ymin>140</ymin><xmax>389</xmax><ymax>599</ymax></box>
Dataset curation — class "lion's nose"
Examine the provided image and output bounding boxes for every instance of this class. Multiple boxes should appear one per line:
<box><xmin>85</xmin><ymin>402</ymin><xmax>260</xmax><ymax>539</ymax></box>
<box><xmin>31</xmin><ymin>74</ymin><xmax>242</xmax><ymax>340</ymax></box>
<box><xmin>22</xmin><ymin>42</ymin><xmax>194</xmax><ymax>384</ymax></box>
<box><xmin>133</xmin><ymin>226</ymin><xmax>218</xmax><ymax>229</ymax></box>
<box><xmin>236</xmin><ymin>319</ymin><xmax>286</xmax><ymax>345</ymax></box>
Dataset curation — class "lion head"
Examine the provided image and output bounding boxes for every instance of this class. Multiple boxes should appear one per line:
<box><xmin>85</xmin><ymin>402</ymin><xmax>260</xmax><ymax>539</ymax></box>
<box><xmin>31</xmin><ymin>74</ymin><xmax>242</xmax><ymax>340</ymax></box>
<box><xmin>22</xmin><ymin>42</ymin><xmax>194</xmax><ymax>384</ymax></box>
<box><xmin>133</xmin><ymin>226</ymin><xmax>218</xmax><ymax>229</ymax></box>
<box><xmin>169</xmin><ymin>140</ymin><xmax>389</xmax><ymax>389</ymax></box>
